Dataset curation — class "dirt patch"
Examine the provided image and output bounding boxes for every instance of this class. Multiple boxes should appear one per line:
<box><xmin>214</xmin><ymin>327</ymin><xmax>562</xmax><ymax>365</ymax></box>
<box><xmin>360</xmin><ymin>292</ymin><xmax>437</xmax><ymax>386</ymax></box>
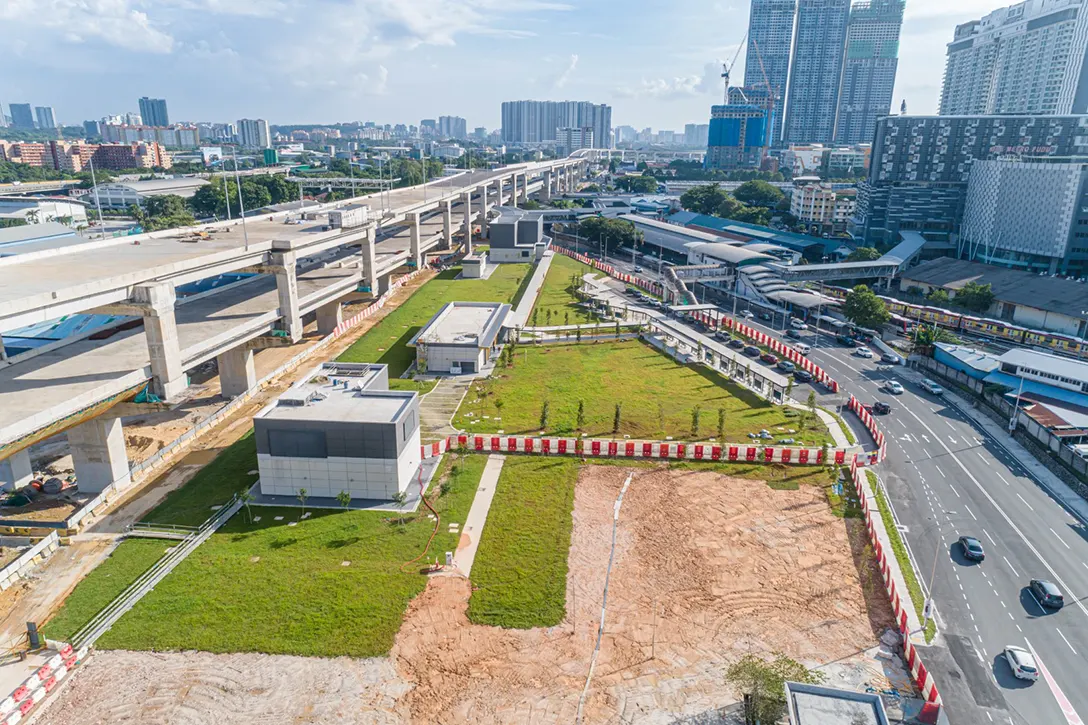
<box><xmin>31</xmin><ymin>462</ymin><xmax>899</xmax><ymax>724</ymax></box>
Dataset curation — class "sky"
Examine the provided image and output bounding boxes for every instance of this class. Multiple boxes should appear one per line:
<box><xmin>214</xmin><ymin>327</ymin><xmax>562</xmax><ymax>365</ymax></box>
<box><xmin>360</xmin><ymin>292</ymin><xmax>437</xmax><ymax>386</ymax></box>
<box><xmin>3</xmin><ymin>0</ymin><xmax>1010</xmax><ymax>131</ymax></box>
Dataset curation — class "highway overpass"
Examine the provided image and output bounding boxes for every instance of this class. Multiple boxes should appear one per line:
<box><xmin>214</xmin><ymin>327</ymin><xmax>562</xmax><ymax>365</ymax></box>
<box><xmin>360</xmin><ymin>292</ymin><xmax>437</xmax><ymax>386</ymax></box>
<box><xmin>0</xmin><ymin>156</ymin><xmax>589</xmax><ymax>493</ymax></box>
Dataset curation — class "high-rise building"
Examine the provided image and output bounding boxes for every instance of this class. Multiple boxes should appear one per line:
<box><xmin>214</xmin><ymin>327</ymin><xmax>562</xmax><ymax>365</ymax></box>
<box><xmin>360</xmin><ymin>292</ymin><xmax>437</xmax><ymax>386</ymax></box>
<box><xmin>0</xmin><ymin>102</ymin><xmax>7</xmax><ymax>128</ymax></box>
<box><xmin>744</xmin><ymin>0</ymin><xmax>796</xmax><ymax>147</ymax></box>
<box><xmin>34</xmin><ymin>106</ymin><xmax>57</xmax><ymax>130</ymax></box>
<box><xmin>437</xmin><ymin>116</ymin><xmax>468</xmax><ymax>139</ymax></box>
<box><xmin>500</xmin><ymin>100</ymin><xmax>611</xmax><ymax>148</ymax></box>
<box><xmin>138</xmin><ymin>97</ymin><xmax>170</xmax><ymax>127</ymax></box>
<box><xmin>851</xmin><ymin>115</ymin><xmax>1088</xmax><ymax>246</ymax></box>
<box><xmin>10</xmin><ymin>104</ymin><xmax>34</xmax><ymax>129</ymax></box>
<box><xmin>614</xmin><ymin>125</ymin><xmax>638</xmax><ymax>144</ymax></box>
<box><xmin>706</xmin><ymin>103</ymin><xmax>767</xmax><ymax>170</ymax></box>
<box><xmin>939</xmin><ymin>0</ymin><xmax>1088</xmax><ymax>116</ymax></box>
<box><xmin>683</xmin><ymin>123</ymin><xmax>710</xmax><ymax>147</ymax></box>
<box><xmin>783</xmin><ymin>0</ymin><xmax>850</xmax><ymax>144</ymax></box>
<box><xmin>834</xmin><ymin>0</ymin><xmax>904</xmax><ymax>144</ymax></box>
<box><xmin>557</xmin><ymin>127</ymin><xmax>594</xmax><ymax>154</ymax></box>
<box><xmin>420</xmin><ymin>119</ymin><xmax>437</xmax><ymax>136</ymax></box>
<box><xmin>237</xmin><ymin>118</ymin><xmax>271</xmax><ymax>149</ymax></box>
<box><xmin>83</xmin><ymin>120</ymin><xmax>101</xmax><ymax>137</ymax></box>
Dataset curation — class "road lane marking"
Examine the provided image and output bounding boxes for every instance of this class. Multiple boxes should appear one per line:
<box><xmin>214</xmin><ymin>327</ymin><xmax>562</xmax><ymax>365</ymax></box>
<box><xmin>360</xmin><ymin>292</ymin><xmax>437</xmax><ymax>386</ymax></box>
<box><xmin>966</xmin><ymin>504</ymin><xmax>978</xmax><ymax>521</ymax></box>
<box><xmin>1016</xmin><ymin>493</ymin><xmax>1035</xmax><ymax>511</ymax></box>
<box><xmin>935</xmin><ymin>465</ymin><xmax>945</xmax><ymax>477</ymax></box>
<box><xmin>1003</xmin><ymin>556</ymin><xmax>1020</xmax><ymax>577</ymax></box>
<box><xmin>900</xmin><ymin>405</ymin><xmax>1088</xmax><ymax>620</ymax></box>
<box><xmin>994</xmin><ymin>471</ymin><xmax>1010</xmax><ymax>486</ymax></box>
<box><xmin>1056</xmin><ymin>628</ymin><xmax>1078</xmax><ymax>655</ymax></box>
<box><xmin>949</xmin><ymin>436</ymin><xmax>958</xmax><ymax>444</ymax></box>
<box><xmin>1027</xmin><ymin>588</ymin><xmax>1047</xmax><ymax>615</ymax></box>
<box><xmin>946</xmin><ymin>420</ymin><xmax>955</xmax><ymax>430</ymax></box>
<box><xmin>1025</xmin><ymin>638</ymin><xmax>1084</xmax><ymax>725</ymax></box>
<box><xmin>983</xmin><ymin>530</ymin><xmax>996</xmax><ymax>546</ymax></box>
<box><xmin>1050</xmin><ymin>528</ymin><xmax>1071</xmax><ymax>549</ymax></box>
<box><xmin>977</xmin><ymin>451</ymin><xmax>987</xmax><ymax>461</ymax></box>
<box><xmin>950</xmin><ymin>485</ymin><xmax>961</xmax><ymax>498</ymax></box>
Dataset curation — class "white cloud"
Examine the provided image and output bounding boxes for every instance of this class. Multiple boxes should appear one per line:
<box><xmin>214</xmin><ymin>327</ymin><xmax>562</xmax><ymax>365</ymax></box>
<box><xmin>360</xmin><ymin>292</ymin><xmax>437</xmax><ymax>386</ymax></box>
<box><xmin>554</xmin><ymin>54</ymin><xmax>578</xmax><ymax>90</ymax></box>
<box><xmin>615</xmin><ymin>62</ymin><xmax>724</xmax><ymax>100</ymax></box>
<box><xmin>0</xmin><ymin>0</ymin><xmax>175</xmax><ymax>54</ymax></box>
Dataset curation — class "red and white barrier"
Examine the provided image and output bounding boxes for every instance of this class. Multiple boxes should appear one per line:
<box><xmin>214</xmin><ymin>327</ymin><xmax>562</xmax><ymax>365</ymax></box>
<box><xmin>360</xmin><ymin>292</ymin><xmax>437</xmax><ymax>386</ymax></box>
<box><xmin>847</xmin><ymin>394</ymin><xmax>888</xmax><ymax>462</ymax></box>
<box><xmin>0</xmin><ymin>644</ymin><xmax>86</xmax><ymax>725</ymax></box>
<box><xmin>554</xmin><ymin>246</ymin><xmax>666</xmax><ymax>298</ymax></box>
<box><xmin>422</xmin><ymin>434</ymin><xmax>847</xmax><ymax>466</ymax></box>
<box><xmin>849</xmin><ymin>458</ymin><xmax>941</xmax><ymax>718</ymax></box>
<box><xmin>327</xmin><ymin>267</ymin><xmax>428</xmax><ymax>340</ymax></box>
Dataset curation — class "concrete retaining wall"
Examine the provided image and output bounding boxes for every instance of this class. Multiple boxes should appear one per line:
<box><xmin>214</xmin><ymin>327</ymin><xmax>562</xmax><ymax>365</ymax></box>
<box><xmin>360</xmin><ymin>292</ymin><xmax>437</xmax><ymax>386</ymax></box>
<box><xmin>0</xmin><ymin>532</ymin><xmax>60</xmax><ymax>592</ymax></box>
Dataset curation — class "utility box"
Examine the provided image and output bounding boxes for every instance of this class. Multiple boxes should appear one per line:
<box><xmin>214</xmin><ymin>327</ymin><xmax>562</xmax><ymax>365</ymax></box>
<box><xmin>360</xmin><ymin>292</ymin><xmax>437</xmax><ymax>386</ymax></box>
<box><xmin>328</xmin><ymin>206</ymin><xmax>370</xmax><ymax>229</ymax></box>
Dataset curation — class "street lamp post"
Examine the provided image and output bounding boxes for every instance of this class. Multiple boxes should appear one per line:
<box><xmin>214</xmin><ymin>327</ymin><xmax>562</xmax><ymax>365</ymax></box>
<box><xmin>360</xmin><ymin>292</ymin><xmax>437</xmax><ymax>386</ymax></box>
<box><xmin>230</xmin><ymin>146</ymin><xmax>249</xmax><ymax>250</ymax></box>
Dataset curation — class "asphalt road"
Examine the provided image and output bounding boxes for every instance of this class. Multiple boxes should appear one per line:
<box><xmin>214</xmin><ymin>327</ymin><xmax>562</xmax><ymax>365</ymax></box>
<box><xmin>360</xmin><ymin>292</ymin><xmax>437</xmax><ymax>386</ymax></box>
<box><xmin>737</xmin><ymin>318</ymin><xmax>1088</xmax><ymax>725</ymax></box>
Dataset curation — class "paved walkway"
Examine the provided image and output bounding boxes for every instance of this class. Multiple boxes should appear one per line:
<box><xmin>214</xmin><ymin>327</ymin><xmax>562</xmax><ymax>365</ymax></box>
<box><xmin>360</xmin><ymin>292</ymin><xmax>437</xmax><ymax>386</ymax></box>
<box><xmin>509</xmin><ymin>250</ymin><xmax>555</xmax><ymax>327</ymax></box>
<box><xmin>453</xmin><ymin>454</ymin><xmax>504</xmax><ymax>576</ymax></box>
<box><xmin>418</xmin><ymin>376</ymin><xmax>474</xmax><ymax>442</ymax></box>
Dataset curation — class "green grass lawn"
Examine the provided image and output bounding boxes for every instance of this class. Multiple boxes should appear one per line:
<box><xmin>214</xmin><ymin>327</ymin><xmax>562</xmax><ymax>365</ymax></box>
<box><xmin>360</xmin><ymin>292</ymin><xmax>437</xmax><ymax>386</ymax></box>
<box><xmin>91</xmin><ymin>454</ymin><xmax>488</xmax><ymax>657</ymax></box>
<box><xmin>452</xmin><ymin>340</ymin><xmax>832</xmax><ymax>445</ymax></box>
<box><xmin>142</xmin><ymin>432</ymin><xmax>260</xmax><ymax>527</ymax></box>
<box><xmin>467</xmin><ymin>457</ymin><xmax>579</xmax><ymax>628</ymax></box>
<box><xmin>337</xmin><ymin>263</ymin><xmax>530</xmax><ymax>379</ymax></box>
<box><xmin>529</xmin><ymin>253</ymin><xmax>599</xmax><ymax>326</ymax></box>
<box><xmin>43</xmin><ymin>540</ymin><xmax>170</xmax><ymax>642</ymax></box>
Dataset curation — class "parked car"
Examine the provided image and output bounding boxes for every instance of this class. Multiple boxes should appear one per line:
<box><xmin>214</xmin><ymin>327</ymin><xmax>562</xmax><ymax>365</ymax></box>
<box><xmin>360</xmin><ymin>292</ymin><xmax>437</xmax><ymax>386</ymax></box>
<box><xmin>885</xmin><ymin>380</ymin><xmax>904</xmax><ymax>395</ymax></box>
<box><xmin>714</xmin><ymin>330</ymin><xmax>731</xmax><ymax>342</ymax></box>
<box><xmin>793</xmin><ymin>369</ymin><xmax>813</xmax><ymax>383</ymax></box>
<box><xmin>1004</xmin><ymin>645</ymin><xmax>1039</xmax><ymax>682</ymax></box>
<box><xmin>921</xmin><ymin>379</ymin><xmax>944</xmax><ymax>395</ymax></box>
<box><xmin>881</xmin><ymin>352</ymin><xmax>899</xmax><ymax>364</ymax></box>
<box><xmin>760</xmin><ymin>352</ymin><xmax>779</xmax><ymax>365</ymax></box>
<box><xmin>855</xmin><ymin>346</ymin><xmax>874</xmax><ymax>358</ymax></box>
<box><xmin>777</xmin><ymin>360</ymin><xmax>796</xmax><ymax>373</ymax></box>
<box><xmin>744</xmin><ymin>345</ymin><xmax>761</xmax><ymax>357</ymax></box>
<box><xmin>794</xmin><ymin>343</ymin><xmax>812</xmax><ymax>356</ymax></box>
<box><xmin>785</xmin><ymin>329</ymin><xmax>802</xmax><ymax>340</ymax></box>
<box><xmin>729</xmin><ymin>339</ymin><xmax>746</xmax><ymax>350</ymax></box>
<box><xmin>624</xmin><ymin>287</ymin><xmax>640</xmax><ymax>297</ymax></box>
<box><xmin>836</xmin><ymin>334</ymin><xmax>857</xmax><ymax>347</ymax></box>
<box><xmin>790</xmin><ymin>318</ymin><xmax>808</xmax><ymax>330</ymax></box>
<box><xmin>959</xmin><ymin>535</ymin><xmax>985</xmax><ymax>561</ymax></box>
<box><xmin>1030</xmin><ymin>579</ymin><xmax>1064</xmax><ymax>609</ymax></box>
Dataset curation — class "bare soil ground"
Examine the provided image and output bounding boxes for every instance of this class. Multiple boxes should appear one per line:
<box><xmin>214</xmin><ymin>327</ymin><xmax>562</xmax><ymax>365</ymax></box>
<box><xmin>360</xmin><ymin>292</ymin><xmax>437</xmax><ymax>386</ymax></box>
<box><xmin>37</xmin><ymin>465</ymin><xmax>902</xmax><ymax>725</ymax></box>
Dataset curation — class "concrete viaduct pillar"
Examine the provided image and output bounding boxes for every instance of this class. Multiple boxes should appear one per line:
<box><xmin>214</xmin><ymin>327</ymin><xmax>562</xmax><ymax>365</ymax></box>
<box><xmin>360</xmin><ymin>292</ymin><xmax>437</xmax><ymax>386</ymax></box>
<box><xmin>134</xmin><ymin>282</ymin><xmax>187</xmax><ymax>400</ymax></box>
<box><xmin>509</xmin><ymin>174</ymin><xmax>518</xmax><ymax>209</ymax></box>
<box><xmin>520</xmin><ymin>173</ymin><xmax>529</xmax><ymax>204</ymax></box>
<box><xmin>442</xmin><ymin>199</ymin><xmax>454</xmax><ymax>248</ymax></box>
<box><xmin>543</xmin><ymin>170</ymin><xmax>553</xmax><ymax>202</ymax></box>
<box><xmin>0</xmin><ymin>449</ymin><xmax>33</xmax><ymax>491</ymax></box>
<box><xmin>68</xmin><ymin>416</ymin><xmax>129</xmax><ymax>493</ymax></box>
<box><xmin>478</xmin><ymin>183</ymin><xmax>489</xmax><ymax>238</ymax></box>
<box><xmin>271</xmin><ymin>251</ymin><xmax>303</xmax><ymax>342</ymax></box>
<box><xmin>217</xmin><ymin>346</ymin><xmax>256</xmax><ymax>398</ymax></box>
<box><xmin>462</xmin><ymin>190</ymin><xmax>473</xmax><ymax>251</ymax></box>
<box><xmin>409</xmin><ymin>211</ymin><xmax>422</xmax><ymax>269</ymax></box>
<box><xmin>360</xmin><ymin>229</ymin><xmax>378</xmax><ymax>293</ymax></box>
<box><xmin>0</xmin><ymin>334</ymin><xmax>7</xmax><ymax>362</ymax></box>
<box><xmin>317</xmin><ymin>300</ymin><xmax>343</xmax><ymax>336</ymax></box>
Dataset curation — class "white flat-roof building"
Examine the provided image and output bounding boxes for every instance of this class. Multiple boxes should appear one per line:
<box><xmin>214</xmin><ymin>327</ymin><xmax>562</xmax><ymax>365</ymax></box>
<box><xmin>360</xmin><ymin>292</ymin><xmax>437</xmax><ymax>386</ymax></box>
<box><xmin>253</xmin><ymin>362</ymin><xmax>421</xmax><ymax>501</ymax></box>
<box><xmin>409</xmin><ymin>301</ymin><xmax>511</xmax><ymax>375</ymax></box>
<box><xmin>0</xmin><ymin>197</ymin><xmax>88</xmax><ymax>227</ymax></box>
<box><xmin>74</xmin><ymin>178</ymin><xmax>210</xmax><ymax>210</ymax></box>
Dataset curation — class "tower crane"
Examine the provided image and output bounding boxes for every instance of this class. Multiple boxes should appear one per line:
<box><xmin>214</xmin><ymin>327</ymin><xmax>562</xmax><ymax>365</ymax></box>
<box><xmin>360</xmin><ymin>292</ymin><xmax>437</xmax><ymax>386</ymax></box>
<box><xmin>721</xmin><ymin>32</ymin><xmax>748</xmax><ymax>105</ymax></box>
<box><xmin>750</xmin><ymin>38</ymin><xmax>779</xmax><ymax>164</ymax></box>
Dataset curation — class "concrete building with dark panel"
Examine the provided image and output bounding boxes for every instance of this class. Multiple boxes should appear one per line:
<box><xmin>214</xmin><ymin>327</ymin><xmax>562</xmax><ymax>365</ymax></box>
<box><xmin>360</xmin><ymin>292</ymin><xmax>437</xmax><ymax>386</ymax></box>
<box><xmin>409</xmin><ymin>301</ymin><xmax>511</xmax><ymax>375</ymax></box>
<box><xmin>253</xmin><ymin>362</ymin><xmax>421</xmax><ymax>501</ymax></box>
<box><xmin>488</xmin><ymin>208</ymin><xmax>548</xmax><ymax>262</ymax></box>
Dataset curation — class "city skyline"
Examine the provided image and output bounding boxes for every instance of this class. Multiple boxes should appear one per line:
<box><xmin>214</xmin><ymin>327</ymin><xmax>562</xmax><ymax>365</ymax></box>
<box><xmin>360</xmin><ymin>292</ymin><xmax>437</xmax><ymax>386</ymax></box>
<box><xmin>3</xmin><ymin>0</ymin><xmax>1016</xmax><ymax>131</ymax></box>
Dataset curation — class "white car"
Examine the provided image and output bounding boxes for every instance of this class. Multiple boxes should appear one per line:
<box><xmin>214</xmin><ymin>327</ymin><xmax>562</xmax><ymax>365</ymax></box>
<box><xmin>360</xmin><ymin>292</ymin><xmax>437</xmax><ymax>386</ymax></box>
<box><xmin>1004</xmin><ymin>645</ymin><xmax>1039</xmax><ymax>682</ymax></box>
<box><xmin>855</xmin><ymin>346</ymin><xmax>874</xmax><ymax>358</ymax></box>
<box><xmin>921</xmin><ymin>378</ymin><xmax>944</xmax><ymax>395</ymax></box>
<box><xmin>742</xmin><ymin>310</ymin><xmax>755</xmax><ymax>319</ymax></box>
<box><xmin>885</xmin><ymin>380</ymin><xmax>904</xmax><ymax>395</ymax></box>
<box><xmin>790</xmin><ymin>318</ymin><xmax>808</xmax><ymax>330</ymax></box>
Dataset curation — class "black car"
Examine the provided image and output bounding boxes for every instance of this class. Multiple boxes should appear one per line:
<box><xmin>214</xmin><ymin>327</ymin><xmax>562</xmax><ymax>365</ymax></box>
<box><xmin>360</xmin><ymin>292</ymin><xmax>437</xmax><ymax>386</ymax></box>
<box><xmin>959</xmin><ymin>535</ymin><xmax>985</xmax><ymax>562</ymax></box>
<box><xmin>785</xmin><ymin>329</ymin><xmax>802</xmax><ymax>340</ymax></box>
<box><xmin>872</xmin><ymin>401</ymin><xmax>891</xmax><ymax>415</ymax></box>
<box><xmin>836</xmin><ymin>334</ymin><xmax>857</xmax><ymax>347</ymax></box>
<box><xmin>881</xmin><ymin>352</ymin><xmax>899</xmax><ymax>364</ymax></box>
<box><xmin>793</xmin><ymin>369</ymin><xmax>813</xmax><ymax>383</ymax></box>
<box><xmin>1030</xmin><ymin>579</ymin><xmax>1064</xmax><ymax>609</ymax></box>
<box><xmin>743</xmin><ymin>345</ymin><xmax>761</xmax><ymax>357</ymax></box>
<box><xmin>759</xmin><ymin>313</ymin><xmax>772</xmax><ymax>322</ymax></box>
<box><xmin>728</xmin><ymin>338</ymin><xmax>746</xmax><ymax>350</ymax></box>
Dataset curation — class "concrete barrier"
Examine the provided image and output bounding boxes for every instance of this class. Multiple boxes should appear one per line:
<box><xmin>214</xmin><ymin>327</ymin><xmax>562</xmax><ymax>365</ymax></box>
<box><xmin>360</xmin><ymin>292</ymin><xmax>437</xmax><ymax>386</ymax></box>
<box><xmin>0</xmin><ymin>532</ymin><xmax>60</xmax><ymax>592</ymax></box>
<box><xmin>847</xmin><ymin>394</ymin><xmax>888</xmax><ymax>462</ymax></box>
<box><xmin>0</xmin><ymin>643</ymin><xmax>86</xmax><ymax>725</ymax></box>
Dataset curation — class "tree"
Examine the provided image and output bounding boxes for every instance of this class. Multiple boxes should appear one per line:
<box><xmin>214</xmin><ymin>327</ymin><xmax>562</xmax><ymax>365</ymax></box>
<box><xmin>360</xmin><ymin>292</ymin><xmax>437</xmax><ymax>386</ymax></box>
<box><xmin>336</xmin><ymin>490</ymin><xmax>352</xmax><ymax>511</ymax></box>
<box><xmin>613</xmin><ymin>403</ymin><xmax>622</xmax><ymax>434</ymax></box>
<box><xmin>540</xmin><ymin>400</ymin><xmax>550</xmax><ymax>430</ymax></box>
<box><xmin>615</xmin><ymin>175</ymin><xmax>658</xmax><ymax>193</ymax></box>
<box><xmin>390</xmin><ymin>490</ymin><xmax>408</xmax><ymax>525</ymax></box>
<box><xmin>725</xmin><ymin>653</ymin><xmax>825</xmax><ymax>725</ymax></box>
<box><xmin>807</xmin><ymin>391</ymin><xmax>817</xmax><ymax>420</ymax></box>
<box><xmin>576</xmin><ymin>400</ymin><xmax>586</xmax><ymax>431</ymax></box>
<box><xmin>842</xmin><ymin>284</ymin><xmax>890</xmax><ymax>329</ymax></box>
<box><xmin>296</xmin><ymin>487</ymin><xmax>309</xmax><ymax>517</ymax></box>
<box><xmin>717</xmin><ymin>407</ymin><xmax>726</xmax><ymax>440</ymax></box>
<box><xmin>691</xmin><ymin>405</ymin><xmax>702</xmax><ymax>439</ymax></box>
<box><xmin>957</xmin><ymin>281</ymin><xmax>995</xmax><ymax>313</ymax></box>
<box><xmin>912</xmin><ymin>323</ymin><xmax>958</xmax><ymax>356</ymax></box>
<box><xmin>138</xmin><ymin>194</ymin><xmax>196</xmax><ymax>231</ymax></box>
<box><xmin>926</xmin><ymin>288</ymin><xmax>950</xmax><ymax>305</ymax></box>
<box><xmin>733</xmin><ymin>180</ymin><xmax>785</xmax><ymax>208</ymax></box>
<box><xmin>846</xmin><ymin>246</ymin><xmax>882</xmax><ymax>262</ymax></box>
<box><xmin>786</xmin><ymin>378</ymin><xmax>794</xmax><ymax>399</ymax></box>
<box><xmin>239</xmin><ymin>491</ymin><xmax>256</xmax><ymax>523</ymax></box>
<box><xmin>680</xmin><ymin>184</ymin><xmax>728</xmax><ymax>215</ymax></box>
<box><xmin>577</xmin><ymin>216</ymin><xmax>642</xmax><ymax>255</ymax></box>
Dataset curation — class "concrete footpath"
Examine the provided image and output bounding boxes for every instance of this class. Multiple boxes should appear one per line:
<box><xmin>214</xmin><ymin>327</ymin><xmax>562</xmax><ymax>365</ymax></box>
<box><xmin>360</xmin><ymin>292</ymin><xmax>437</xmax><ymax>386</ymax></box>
<box><xmin>509</xmin><ymin>250</ymin><xmax>555</xmax><ymax>327</ymax></box>
<box><xmin>453</xmin><ymin>454</ymin><xmax>505</xmax><ymax>577</ymax></box>
<box><xmin>902</xmin><ymin>364</ymin><xmax>1088</xmax><ymax>524</ymax></box>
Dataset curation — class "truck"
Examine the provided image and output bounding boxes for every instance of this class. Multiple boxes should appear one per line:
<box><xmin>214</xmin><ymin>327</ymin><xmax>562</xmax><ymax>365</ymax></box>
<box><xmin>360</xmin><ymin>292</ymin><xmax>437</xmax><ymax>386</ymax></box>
<box><xmin>327</xmin><ymin>206</ymin><xmax>370</xmax><ymax>230</ymax></box>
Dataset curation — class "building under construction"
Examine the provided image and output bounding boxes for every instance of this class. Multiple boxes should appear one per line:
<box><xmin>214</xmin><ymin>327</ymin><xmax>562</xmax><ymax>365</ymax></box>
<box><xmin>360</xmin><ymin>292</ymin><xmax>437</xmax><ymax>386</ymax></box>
<box><xmin>706</xmin><ymin>103</ymin><xmax>767</xmax><ymax>170</ymax></box>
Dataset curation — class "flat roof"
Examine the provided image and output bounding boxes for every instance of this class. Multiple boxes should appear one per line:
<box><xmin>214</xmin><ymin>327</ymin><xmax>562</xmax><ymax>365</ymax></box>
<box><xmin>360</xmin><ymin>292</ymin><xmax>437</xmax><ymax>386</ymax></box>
<box><xmin>786</xmin><ymin>682</ymin><xmax>888</xmax><ymax>725</ymax></box>
<box><xmin>104</xmin><ymin>178</ymin><xmax>211</xmax><ymax>193</ymax></box>
<box><xmin>1000</xmin><ymin>347</ymin><xmax>1088</xmax><ymax>382</ymax></box>
<box><xmin>258</xmin><ymin>362</ymin><xmax>415</xmax><ymax>424</ymax></box>
<box><xmin>901</xmin><ymin>257</ymin><xmax>1088</xmax><ymax>320</ymax></box>
<box><xmin>936</xmin><ymin>343</ymin><xmax>1001</xmax><ymax>374</ymax></box>
<box><xmin>0</xmin><ymin>222</ymin><xmax>76</xmax><ymax>251</ymax></box>
<box><xmin>410</xmin><ymin>301</ymin><xmax>511</xmax><ymax>348</ymax></box>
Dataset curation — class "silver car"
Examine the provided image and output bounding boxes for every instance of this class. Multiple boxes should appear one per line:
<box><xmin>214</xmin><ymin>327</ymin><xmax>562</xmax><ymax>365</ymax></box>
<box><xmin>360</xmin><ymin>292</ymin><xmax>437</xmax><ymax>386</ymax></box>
<box><xmin>885</xmin><ymin>380</ymin><xmax>904</xmax><ymax>395</ymax></box>
<box><xmin>921</xmin><ymin>378</ymin><xmax>943</xmax><ymax>395</ymax></box>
